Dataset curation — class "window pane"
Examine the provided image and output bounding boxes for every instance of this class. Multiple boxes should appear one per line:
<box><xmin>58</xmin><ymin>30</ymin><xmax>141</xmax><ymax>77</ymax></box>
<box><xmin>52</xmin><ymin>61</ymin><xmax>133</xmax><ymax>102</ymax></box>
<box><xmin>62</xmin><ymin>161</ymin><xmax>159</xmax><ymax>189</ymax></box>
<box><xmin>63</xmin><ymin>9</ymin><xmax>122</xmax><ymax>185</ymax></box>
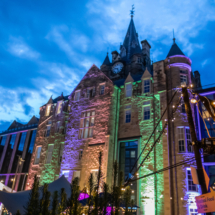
<box><xmin>84</xmin><ymin>128</ymin><xmax>88</xmax><ymax>138</ymax></box>
<box><xmin>100</xmin><ymin>85</ymin><xmax>105</xmax><ymax>95</ymax></box>
<box><xmin>131</xmin><ymin>151</ymin><xmax>136</xmax><ymax>158</ymax></box>
<box><xmin>125</xmin><ymin>110</ymin><xmax>131</xmax><ymax>123</ymax></box>
<box><xmin>0</xmin><ymin>136</ymin><xmax>7</xmax><ymax>146</ymax></box>
<box><xmin>85</xmin><ymin>118</ymin><xmax>89</xmax><ymax>127</ymax></box>
<box><xmin>35</xmin><ymin>147</ymin><xmax>42</xmax><ymax>164</ymax></box>
<box><xmin>80</xmin><ymin>119</ymin><xmax>84</xmax><ymax>128</ymax></box>
<box><xmin>46</xmin><ymin>145</ymin><xmax>54</xmax><ymax>164</ymax></box>
<box><xmin>87</xmin><ymin>111</ymin><xmax>91</xmax><ymax>117</ymax></box>
<box><xmin>91</xmin><ymin>111</ymin><xmax>95</xmax><ymax>116</ymax></box>
<box><xmin>89</xmin><ymin>128</ymin><xmax>93</xmax><ymax>137</ymax></box>
<box><xmin>90</xmin><ymin>117</ymin><xmax>95</xmax><ymax>126</ymax></box>
<box><xmin>144</xmin><ymin>106</ymin><xmax>150</xmax><ymax>120</ymax></box>
<box><xmin>144</xmin><ymin>79</ymin><xmax>150</xmax><ymax>93</ymax></box>
<box><xmin>126</xmin><ymin>84</ymin><xmax>132</xmax><ymax>97</ymax></box>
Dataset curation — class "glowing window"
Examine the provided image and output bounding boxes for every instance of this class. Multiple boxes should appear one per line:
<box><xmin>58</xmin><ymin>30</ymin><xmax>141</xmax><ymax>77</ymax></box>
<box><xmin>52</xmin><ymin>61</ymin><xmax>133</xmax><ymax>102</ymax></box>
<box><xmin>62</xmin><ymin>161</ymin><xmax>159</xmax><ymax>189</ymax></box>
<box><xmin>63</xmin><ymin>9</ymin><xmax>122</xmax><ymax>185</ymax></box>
<box><xmin>45</xmin><ymin>105</ymin><xmax>51</xmax><ymax>116</ymax></box>
<box><xmin>178</xmin><ymin>127</ymin><xmax>185</xmax><ymax>152</ymax></box>
<box><xmin>74</xmin><ymin>90</ymin><xmax>81</xmax><ymax>101</ymax></box>
<box><xmin>177</xmin><ymin>127</ymin><xmax>192</xmax><ymax>153</ymax></box>
<box><xmin>187</xmin><ymin>169</ymin><xmax>198</xmax><ymax>192</ymax></box>
<box><xmin>125</xmin><ymin>83</ymin><xmax>132</xmax><ymax>97</ymax></box>
<box><xmin>46</xmin><ymin>144</ymin><xmax>54</xmax><ymax>164</ymax></box>
<box><xmin>34</xmin><ymin>146</ymin><xmax>42</xmax><ymax>164</ymax></box>
<box><xmin>56</xmin><ymin>101</ymin><xmax>63</xmax><ymax>115</ymax></box>
<box><xmin>186</xmin><ymin>128</ymin><xmax>192</xmax><ymax>153</ymax></box>
<box><xmin>189</xmin><ymin>208</ymin><xmax>198</xmax><ymax>215</ymax></box>
<box><xmin>62</xmin><ymin>170</ymin><xmax>70</xmax><ymax>180</ymax></box>
<box><xmin>79</xmin><ymin>110</ymin><xmax>95</xmax><ymax>139</ymax></box>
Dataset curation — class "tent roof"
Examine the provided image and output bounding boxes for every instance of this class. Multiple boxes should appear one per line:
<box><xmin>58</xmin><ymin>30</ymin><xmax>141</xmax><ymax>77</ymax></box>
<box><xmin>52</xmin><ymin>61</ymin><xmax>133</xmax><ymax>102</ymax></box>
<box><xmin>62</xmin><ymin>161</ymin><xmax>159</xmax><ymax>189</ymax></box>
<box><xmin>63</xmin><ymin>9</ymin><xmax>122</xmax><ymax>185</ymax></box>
<box><xmin>0</xmin><ymin>176</ymin><xmax>71</xmax><ymax>214</ymax></box>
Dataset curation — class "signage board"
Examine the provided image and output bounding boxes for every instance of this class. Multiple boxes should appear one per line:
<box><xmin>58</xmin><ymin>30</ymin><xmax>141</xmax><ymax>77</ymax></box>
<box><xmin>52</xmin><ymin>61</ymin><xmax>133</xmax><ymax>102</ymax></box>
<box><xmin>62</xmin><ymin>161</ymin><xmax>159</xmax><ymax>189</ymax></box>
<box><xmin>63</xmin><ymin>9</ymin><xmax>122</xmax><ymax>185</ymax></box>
<box><xmin>195</xmin><ymin>188</ymin><xmax>215</xmax><ymax>213</ymax></box>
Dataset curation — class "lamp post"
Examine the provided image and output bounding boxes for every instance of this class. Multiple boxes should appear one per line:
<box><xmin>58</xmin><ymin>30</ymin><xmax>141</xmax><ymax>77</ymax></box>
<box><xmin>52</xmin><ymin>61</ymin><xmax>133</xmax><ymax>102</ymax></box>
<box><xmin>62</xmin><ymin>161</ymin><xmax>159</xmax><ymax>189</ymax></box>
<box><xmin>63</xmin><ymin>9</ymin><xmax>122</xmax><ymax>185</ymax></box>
<box><xmin>11</xmin><ymin>156</ymin><xmax>25</xmax><ymax>192</ymax></box>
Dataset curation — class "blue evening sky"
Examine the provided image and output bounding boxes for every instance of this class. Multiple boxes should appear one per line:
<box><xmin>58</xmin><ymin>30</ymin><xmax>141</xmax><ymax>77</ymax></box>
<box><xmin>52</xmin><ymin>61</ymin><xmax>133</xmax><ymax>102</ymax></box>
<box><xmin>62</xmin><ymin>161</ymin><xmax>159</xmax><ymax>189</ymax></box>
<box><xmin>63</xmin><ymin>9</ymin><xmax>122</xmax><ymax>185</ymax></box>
<box><xmin>0</xmin><ymin>0</ymin><xmax>215</xmax><ymax>132</ymax></box>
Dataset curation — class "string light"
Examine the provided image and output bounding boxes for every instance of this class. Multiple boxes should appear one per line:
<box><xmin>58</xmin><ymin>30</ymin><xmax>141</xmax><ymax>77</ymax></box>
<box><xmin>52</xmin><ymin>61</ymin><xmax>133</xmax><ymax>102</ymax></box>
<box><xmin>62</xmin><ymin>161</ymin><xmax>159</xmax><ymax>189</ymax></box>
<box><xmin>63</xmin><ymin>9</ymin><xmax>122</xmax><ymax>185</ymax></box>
<box><xmin>172</xmin><ymin>105</ymin><xmax>175</xmax><ymax>108</ymax></box>
<box><xmin>191</xmin><ymin>98</ymin><xmax>197</xmax><ymax>103</ymax></box>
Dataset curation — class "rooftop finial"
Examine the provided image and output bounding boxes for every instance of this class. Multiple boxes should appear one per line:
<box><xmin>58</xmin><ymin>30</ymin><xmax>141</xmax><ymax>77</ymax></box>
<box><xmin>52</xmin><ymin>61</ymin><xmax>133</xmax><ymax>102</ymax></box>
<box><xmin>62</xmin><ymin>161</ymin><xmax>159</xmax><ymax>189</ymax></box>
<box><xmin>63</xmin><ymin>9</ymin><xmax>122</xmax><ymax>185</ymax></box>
<box><xmin>130</xmin><ymin>4</ymin><xmax>135</xmax><ymax>18</ymax></box>
<box><xmin>173</xmin><ymin>29</ymin><xmax>176</xmax><ymax>44</ymax></box>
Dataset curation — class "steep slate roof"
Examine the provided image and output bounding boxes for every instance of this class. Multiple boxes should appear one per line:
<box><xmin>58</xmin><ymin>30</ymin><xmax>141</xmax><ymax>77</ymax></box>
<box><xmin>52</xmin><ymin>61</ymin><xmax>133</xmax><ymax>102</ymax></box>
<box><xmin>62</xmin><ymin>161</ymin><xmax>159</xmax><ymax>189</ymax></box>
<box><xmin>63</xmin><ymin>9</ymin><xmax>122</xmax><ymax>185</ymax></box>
<box><xmin>166</xmin><ymin>40</ymin><xmax>185</xmax><ymax>58</ymax></box>
<box><xmin>102</xmin><ymin>53</ymin><xmax>111</xmax><ymax>65</ymax></box>
<box><xmin>122</xmin><ymin>17</ymin><xmax>141</xmax><ymax>60</ymax></box>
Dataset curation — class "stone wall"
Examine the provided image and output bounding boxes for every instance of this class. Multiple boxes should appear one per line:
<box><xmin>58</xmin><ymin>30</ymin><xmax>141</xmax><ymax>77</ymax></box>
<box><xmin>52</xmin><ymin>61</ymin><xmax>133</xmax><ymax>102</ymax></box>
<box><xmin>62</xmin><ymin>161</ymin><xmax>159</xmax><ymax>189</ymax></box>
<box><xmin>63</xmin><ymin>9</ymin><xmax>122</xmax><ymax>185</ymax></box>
<box><xmin>60</xmin><ymin>65</ymin><xmax>117</xmax><ymax>189</ymax></box>
<box><xmin>26</xmin><ymin>99</ymin><xmax>68</xmax><ymax>189</ymax></box>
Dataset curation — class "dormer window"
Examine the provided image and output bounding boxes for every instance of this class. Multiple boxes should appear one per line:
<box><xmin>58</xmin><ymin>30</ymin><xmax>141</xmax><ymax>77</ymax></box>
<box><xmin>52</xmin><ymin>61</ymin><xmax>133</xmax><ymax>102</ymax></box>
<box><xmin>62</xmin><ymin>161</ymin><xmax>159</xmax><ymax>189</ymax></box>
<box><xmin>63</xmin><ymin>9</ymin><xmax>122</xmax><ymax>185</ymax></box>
<box><xmin>125</xmin><ymin>83</ymin><xmax>132</xmax><ymax>97</ymax></box>
<box><xmin>56</xmin><ymin>101</ymin><xmax>63</xmax><ymax>115</ymax></box>
<box><xmin>74</xmin><ymin>90</ymin><xmax>81</xmax><ymax>101</ymax></box>
<box><xmin>143</xmin><ymin>79</ymin><xmax>150</xmax><ymax>93</ymax></box>
<box><xmin>45</xmin><ymin>105</ymin><xmax>51</xmax><ymax>116</ymax></box>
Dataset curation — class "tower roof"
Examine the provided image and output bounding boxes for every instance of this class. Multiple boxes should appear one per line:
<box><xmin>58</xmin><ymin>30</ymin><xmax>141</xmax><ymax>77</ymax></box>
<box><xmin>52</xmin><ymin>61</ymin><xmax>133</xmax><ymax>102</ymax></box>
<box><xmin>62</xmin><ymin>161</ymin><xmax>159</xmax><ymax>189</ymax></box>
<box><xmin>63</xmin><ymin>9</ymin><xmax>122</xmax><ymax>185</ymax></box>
<box><xmin>102</xmin><ymin>53</ymin><xmax>111</xmax><ymax>65</ymax></box>
<box><xmin>122</xmin><ymin>17</ymin><xmax>141</xmax><ymax>59</ymax></box>
<box><xmin>166</xmin><ymin>40</ymin><xmax>185</xmax><ymax>58</ymax></box>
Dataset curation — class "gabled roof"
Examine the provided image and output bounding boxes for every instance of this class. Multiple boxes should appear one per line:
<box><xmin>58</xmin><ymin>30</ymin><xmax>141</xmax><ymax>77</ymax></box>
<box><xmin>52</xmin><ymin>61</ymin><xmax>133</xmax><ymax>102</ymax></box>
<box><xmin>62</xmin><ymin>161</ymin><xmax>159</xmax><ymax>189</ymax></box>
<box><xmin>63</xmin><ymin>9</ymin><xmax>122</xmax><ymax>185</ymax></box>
<box><xmin>8</xmin><ymin>120</ymin><xmax>23</xmax><ymax>130</ymax></box>
<box><xmin>125</xmin><ymin>73</ymin><xmax>134</xmax><ymax>83</ymax></box>
<box><xmin>102</xmin><ymin>53</ymin><xmax>111</xmax><ymax>66</ymax></box>
<box><xmin>166</xmin><ymin>40</ymin><xmax>185</xmax><ymax>58</ymax></box>
<box><xmin>122</xmin><ymin>17</ymin><xmax>141</xmax><ymax>60</ymax></box>
<box><xmin>27</xmin><ymin>116</ymin><xmax>39</xmax><ymax>125</ymax></box>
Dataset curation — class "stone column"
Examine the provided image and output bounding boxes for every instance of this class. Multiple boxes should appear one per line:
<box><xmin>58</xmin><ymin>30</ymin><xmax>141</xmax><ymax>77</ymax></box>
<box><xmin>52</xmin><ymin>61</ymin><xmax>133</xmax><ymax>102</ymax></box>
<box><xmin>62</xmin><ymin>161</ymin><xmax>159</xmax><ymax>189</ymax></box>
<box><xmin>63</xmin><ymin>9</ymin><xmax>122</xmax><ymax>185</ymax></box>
<box><xmin>0</xmin><ymin>135</ymin><xmax>10</xmax><ymax>171</ymax></box>
<box><xmin>8</xmin><ymin>133</ymin><xmax>21</xmax><ymax>173</ymax></box>
<box><xmin>20</xmin><ymin>130</ymin><xmax>32</xmax><ymax>172</ymax></box>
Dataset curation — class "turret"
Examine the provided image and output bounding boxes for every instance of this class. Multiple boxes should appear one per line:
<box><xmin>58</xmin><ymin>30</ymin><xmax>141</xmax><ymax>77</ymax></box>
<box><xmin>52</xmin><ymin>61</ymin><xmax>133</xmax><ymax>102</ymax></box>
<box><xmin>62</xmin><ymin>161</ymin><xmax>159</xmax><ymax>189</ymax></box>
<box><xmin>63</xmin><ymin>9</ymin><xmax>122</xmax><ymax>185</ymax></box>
<box><xmin>165</xmin><ymin>38</ymin><xmax>192</xmax><ymax>88</ymax></box>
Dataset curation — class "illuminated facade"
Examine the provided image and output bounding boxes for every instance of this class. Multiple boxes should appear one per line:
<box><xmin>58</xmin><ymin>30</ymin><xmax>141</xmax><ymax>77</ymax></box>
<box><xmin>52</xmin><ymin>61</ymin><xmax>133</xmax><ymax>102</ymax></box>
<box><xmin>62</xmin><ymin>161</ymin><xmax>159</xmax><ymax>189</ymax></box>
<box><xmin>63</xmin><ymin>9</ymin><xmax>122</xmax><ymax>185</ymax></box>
<box><xmin>25</xmin><ymin>16</ymin><xmax>204</xmax><ymax>215</ymax></box>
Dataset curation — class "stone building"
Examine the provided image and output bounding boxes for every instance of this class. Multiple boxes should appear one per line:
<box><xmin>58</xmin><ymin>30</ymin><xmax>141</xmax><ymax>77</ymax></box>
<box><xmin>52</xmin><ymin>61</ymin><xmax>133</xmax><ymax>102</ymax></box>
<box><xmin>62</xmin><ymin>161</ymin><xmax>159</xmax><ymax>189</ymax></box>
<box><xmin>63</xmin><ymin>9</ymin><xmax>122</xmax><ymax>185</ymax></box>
<box><xmin>0</xmin><ymin>116</ymin><xmax>38</xmax><ymax>191</ymax></box>
<box><xmin>26</xmin><ymin>93</ymin><xmax>69</xmax><ymax>189</ymax></box>
<box><xmin>25</xmin><ymin>15</ymin><xmax>204</xmax><ymax>215</ymax></box>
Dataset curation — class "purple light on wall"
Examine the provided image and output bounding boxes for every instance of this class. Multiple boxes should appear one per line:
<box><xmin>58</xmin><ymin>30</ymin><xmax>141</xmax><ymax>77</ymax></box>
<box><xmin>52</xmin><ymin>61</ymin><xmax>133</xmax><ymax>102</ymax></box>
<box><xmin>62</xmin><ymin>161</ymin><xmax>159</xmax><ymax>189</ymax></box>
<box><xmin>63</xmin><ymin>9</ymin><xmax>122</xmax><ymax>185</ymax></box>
<box><xmin>169</xmin><ymin>63</ymin><xmax>191</xmax><ymax>72</ymax></box>
<box><xmin>200</xmin><ymin>91</ymin><xmax>215</xmax><ymax>96</ymax></box>
<box><xmin>78</xmin><ymin>192</ymin><xmax>90</xmax><ymax>200</ymax></box>
<box><xmin>169</xmin><ymin>55</ymin><xmax>192</xmax><ymax>64</ymax></box>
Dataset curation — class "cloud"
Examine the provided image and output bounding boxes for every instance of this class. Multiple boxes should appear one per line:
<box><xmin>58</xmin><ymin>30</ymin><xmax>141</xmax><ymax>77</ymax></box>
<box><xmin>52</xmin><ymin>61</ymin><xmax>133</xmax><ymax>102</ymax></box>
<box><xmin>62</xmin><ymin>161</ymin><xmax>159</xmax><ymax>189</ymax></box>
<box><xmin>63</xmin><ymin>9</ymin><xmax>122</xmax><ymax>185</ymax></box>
<box><xmin>201</xmin><ymin>59</ymin><xmax>208</xmax><ymax>67</ymax></box>
<box><xmin>86</xmin><ymin>0</ymin><xmax>215</xmax><ymax>59</ymax></box>
<box><xmin>8</xmin><ymin>37</ymin><xmax>40</xmax><ymax>59</ymax></box>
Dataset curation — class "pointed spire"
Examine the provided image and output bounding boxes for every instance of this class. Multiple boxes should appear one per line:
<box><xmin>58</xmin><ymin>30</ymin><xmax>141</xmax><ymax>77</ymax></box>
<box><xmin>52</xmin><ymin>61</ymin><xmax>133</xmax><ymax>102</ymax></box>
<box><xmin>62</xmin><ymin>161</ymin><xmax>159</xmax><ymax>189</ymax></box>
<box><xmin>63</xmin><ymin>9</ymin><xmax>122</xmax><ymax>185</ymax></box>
<box><xmin>166</xmin><ymin>36</ymin><xmax>185</xmax><ymax>58</ymax></box>
<box><xmin>47</xmin><ymin>95</ymin><xmax>53</xmax><ymax>104</ymax></box>
<box><xmin>121</xmin><ymin>15</ymin><xmax>141</xmax><ymax>60</ymax></box>
<box><xmin>173</xmin><ymin>29</ymin><xmax>175</xmax><ymax>44</ymax></box>
<box><xmin>102</xmin><ymin>52</ymin><xmax>111</xmax><ymax>65</ymax></box>
<box><xmin>130</xmin><ymin>4</ymin><xmax>135</xmax><ymax>18</ymax></box>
